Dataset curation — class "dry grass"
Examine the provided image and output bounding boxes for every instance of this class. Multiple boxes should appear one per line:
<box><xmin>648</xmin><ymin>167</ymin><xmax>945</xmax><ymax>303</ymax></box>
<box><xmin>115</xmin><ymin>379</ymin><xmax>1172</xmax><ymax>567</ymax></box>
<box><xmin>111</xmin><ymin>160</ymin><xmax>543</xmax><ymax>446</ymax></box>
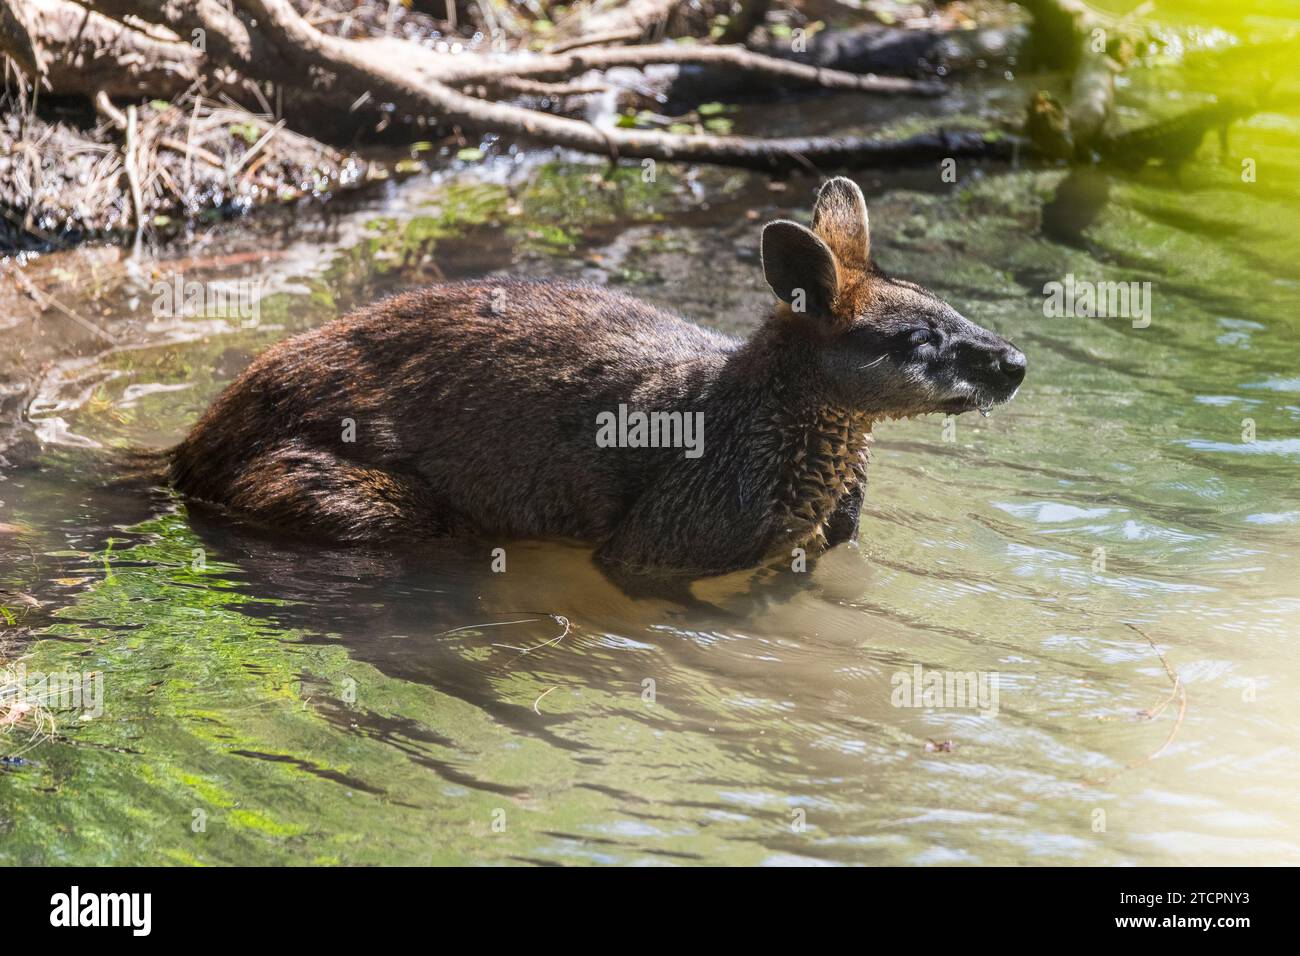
<box><xmin>0</xmin><ymin>634</ymin><xmax>57</xmax><ymax>763</ymax></box>
<box><xmin>1</xmin><ymin>62</ymin><xmax>365</xmax><ymax>249</ymax></box>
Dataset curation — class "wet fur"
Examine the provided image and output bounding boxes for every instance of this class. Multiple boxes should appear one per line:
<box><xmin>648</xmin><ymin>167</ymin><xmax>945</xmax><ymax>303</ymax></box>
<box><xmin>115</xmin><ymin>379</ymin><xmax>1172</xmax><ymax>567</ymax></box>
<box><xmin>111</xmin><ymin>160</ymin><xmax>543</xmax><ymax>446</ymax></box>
<box><xmin>171</xmin><ymin>178</ymin><xmax>1023</xmax><ymax>578</ymax></box>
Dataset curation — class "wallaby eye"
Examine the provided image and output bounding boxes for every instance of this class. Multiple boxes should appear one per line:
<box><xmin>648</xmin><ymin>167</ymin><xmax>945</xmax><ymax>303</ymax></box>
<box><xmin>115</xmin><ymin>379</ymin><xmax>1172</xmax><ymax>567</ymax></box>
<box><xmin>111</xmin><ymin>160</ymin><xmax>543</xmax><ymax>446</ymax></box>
<box><xmin>908</xmin><ymin>327</ymin><xmax>935</xmax><ymax>348</ymax></box>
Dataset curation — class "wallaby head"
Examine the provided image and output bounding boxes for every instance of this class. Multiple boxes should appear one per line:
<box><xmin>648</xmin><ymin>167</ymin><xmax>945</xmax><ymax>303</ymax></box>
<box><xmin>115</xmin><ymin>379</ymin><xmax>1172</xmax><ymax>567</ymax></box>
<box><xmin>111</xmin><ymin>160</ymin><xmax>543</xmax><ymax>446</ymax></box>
<box><xmin>760</xmin><ymin>177</ymin><xmax>1026</xmax><ymax>419</ymax></box>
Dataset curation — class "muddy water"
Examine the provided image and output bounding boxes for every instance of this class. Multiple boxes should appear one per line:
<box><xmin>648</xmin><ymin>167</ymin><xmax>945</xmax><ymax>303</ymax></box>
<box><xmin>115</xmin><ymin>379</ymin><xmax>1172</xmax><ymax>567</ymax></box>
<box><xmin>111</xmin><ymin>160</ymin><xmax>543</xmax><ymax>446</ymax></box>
<box><xmin>2</xmin><ymin>12</ymin><xmax>1299</xmax><ymax>865</ymax></box>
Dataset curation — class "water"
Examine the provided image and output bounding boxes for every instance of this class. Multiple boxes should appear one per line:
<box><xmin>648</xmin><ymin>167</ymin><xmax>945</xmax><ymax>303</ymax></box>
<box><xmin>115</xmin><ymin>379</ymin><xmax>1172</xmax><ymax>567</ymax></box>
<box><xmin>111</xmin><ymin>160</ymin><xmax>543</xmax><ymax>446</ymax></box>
<box><xmin>2</xmin><ymin>6</ymin><xmax>1298</xmax><ymax>865</ymax></box>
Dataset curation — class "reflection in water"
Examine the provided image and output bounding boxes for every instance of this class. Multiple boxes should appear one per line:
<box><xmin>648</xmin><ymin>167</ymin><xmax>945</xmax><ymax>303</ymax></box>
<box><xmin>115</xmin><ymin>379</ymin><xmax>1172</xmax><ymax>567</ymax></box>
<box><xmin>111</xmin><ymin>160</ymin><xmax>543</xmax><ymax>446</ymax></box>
<box><xmin>2</xmin><ymin>15</ymin><xmax>1300</xmax><ymax>863</ymax></box>
<box><xmin>1041</xmin><ymin>169</ymin><xmax>1113</xmax><ymax>248</ymax></box>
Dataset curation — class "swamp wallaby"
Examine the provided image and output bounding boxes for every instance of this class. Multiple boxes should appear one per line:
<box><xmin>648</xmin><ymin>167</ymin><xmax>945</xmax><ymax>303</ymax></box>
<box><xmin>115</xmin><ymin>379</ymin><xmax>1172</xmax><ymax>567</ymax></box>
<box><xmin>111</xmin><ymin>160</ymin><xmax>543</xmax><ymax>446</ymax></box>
<box><xmin>171</xmin><ymin>177</ymin><xmax>1025</xmax><ymax>576</ymax></box>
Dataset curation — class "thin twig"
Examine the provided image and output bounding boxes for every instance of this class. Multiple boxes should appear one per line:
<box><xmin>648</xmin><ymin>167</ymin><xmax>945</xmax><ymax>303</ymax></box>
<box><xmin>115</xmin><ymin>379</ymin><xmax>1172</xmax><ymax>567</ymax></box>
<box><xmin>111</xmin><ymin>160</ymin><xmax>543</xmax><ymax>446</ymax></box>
<box><xmin>533</xmin><ymin>685</ymin><xmax>557</xmax><ymax>715</ymax></box>
<box><xmin>549</xmin><ymin>28</ymin><xmax>641</xmax><ymax>54</ymax></box>
<box><xmin>1085</xmin><ymin>623</ymin><xmax>1188</xmax><ymax>787</ymax></box>
<box><xmin>184</xmin><ymin>94</ymin><xmax>200</xmax><ymax>188</ymax></box>
<box><xmin>123</xmin><ymin>103</ymin><xmax>145</xmax><ymax>238</ymax></box>
<box><xmin>3</xmin><ymin>260</ymin><xmax>119</xmax><ymax>345</ymax></box>
<box><xmin>1121</xmin><ymin>622</ymin><xmax>1187</xmax><ymax>767</ymax></box>
<box><xmin>229</xmin><ymin>118</ymin><xmax>285</xmax><ymax>175</ymax></box>
<box><xmin>491</xmin><ymin>614</ymin><xmax>572</xmax><ymax>654</ymax></box>
<box><xmin>431</xmin><ymin>617</ymin><xmax>542</xmax><ymax>637</ymax></box>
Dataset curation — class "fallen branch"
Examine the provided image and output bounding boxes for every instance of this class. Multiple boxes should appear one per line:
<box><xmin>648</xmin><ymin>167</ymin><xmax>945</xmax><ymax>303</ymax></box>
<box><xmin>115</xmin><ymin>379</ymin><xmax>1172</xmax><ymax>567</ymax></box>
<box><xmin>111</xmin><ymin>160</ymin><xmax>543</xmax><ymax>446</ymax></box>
<box><xmin>228</xmin><ymin>0</ymin><xmax>963</xmax><ymax>171</ymax></box>
<box><xmin>84</xmin><ymin>0</ymin><xmax>266</xmax><ymax>70</ymax></box>
<box><xmin>437</xmin><ymin>42</ymin><xmax>945</xmax><ymax>95</ymax></box>
<box><xmin>0</xmin><ymin>0</ymin><xmax>46</xmax><ymax>77</ymax></box>
<box><xmin>461</xmin><ymin>77</ymin><xmax>612</xmax><ymax>99</ymax></box>
<box><xmin>1</xmin><ymin>0</ymin><xmax>202</xmax><ymax>98</ymax></box>
<box><xmin>1098</xmin><ymin>93</ymin><xmax>1264</xmax><ymax>172</ymax></box>
<box><xmin>548</xmin><ymin>29</ymin><xmax>642</xmax><ymax>54</ymax></box>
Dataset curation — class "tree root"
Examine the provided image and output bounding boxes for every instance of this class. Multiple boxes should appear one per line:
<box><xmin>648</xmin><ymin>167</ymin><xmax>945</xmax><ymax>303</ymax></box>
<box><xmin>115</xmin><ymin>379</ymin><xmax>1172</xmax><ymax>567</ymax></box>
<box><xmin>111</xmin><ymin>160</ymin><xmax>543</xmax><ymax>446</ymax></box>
<box><xmin>435</xmin><ymin>41</ymin><xmax>946</xmax><ymax>94</ymax></box>
<box><xmin>1</xmin><ymin>0</ymin><xmax>204</xmax><ymax>99</ymax></box>
<box><xmin>213</xmin><ymin>0</ymin><xmax>964</xmax><ymax>171</ymax></box>
<box><xmin>53</xmin><ymin>0</ymin><xmax>948</xmax><ymax>162</ymax></box>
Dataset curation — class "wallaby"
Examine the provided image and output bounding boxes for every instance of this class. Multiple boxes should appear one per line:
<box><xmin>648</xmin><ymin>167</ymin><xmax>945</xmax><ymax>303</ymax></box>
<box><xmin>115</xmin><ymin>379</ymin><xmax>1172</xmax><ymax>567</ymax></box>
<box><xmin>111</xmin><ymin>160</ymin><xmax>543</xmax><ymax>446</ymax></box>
<box><xmin>171</xmin><ymin>177</ymin><xmax>1025</xmax><ymax>577</ymax></box>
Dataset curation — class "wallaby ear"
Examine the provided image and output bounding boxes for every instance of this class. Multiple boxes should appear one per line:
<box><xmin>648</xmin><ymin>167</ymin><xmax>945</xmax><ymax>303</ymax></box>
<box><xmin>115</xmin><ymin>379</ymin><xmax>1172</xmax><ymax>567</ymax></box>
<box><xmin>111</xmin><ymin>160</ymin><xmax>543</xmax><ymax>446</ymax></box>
<box><xmin>761</xmin><ymin>220</ymin><xmax>840</xmax><ymax>318</ymax></box>
<box><xmin>811</xmin><ymin>176</ymin><xmax>869</xmax><ymax>269</ymax></box>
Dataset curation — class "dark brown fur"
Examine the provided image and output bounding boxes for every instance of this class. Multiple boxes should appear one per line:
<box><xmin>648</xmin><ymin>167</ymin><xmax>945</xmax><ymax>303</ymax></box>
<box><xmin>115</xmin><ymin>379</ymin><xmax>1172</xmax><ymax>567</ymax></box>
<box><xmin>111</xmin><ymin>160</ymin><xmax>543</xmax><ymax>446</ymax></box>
<box><xmin>171</xmin><ymin>177</ymin><xmax>1025</xmax><ymax>577</ymax></box>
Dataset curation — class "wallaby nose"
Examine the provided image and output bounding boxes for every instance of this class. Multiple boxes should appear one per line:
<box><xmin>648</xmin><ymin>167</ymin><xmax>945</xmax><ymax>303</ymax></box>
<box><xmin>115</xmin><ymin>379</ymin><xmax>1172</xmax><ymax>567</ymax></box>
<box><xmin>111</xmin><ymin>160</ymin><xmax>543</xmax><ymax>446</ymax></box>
<box><xmin>998</xmin><ymin>347</ymin><xmax>1026</xmax><ymax>385</ymax></box>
